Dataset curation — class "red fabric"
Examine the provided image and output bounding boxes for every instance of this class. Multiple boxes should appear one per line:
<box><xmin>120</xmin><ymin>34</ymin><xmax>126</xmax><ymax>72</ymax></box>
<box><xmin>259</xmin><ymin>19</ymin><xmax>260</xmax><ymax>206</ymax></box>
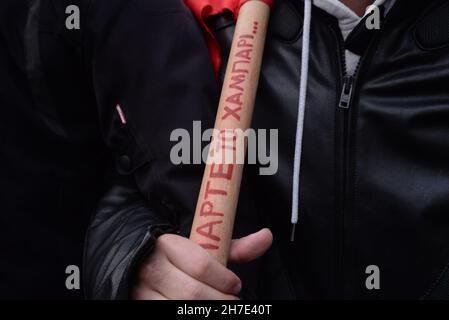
<box><xmin>184</xmin><ymin>0</ymin><xmax>273</xmax><ymax>76</ymax></box>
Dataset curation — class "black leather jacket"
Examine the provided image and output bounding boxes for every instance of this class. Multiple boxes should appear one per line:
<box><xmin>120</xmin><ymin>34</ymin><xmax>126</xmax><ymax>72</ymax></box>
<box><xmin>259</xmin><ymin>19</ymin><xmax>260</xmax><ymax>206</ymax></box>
<box><xmin>1</xmin><ymin>0</ymin><xmax>215</xmax><ymax>298</ymax></box>
<box><xmin>84</xmin><ymin>0</ymin><xmax>449</xmax><ymax>299</ymax></box>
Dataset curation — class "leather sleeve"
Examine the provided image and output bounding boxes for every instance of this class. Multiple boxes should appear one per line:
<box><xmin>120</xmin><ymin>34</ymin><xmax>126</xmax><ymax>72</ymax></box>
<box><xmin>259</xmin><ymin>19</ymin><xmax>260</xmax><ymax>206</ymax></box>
<box><xmin>83</xmin><ymin>176</ymin><xmax>177</xmax><ymax>300</ymax></box>
<box><xmin>82</xmin><ymin>0</ymin><xmax>217</xmax><ymax>299</ymax></box>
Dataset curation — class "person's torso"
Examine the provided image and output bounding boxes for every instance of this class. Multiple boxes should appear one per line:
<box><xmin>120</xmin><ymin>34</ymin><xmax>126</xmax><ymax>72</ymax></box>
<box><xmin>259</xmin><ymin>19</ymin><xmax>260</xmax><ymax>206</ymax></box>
<box><xmin>210</xmin><ymin>0</ymin><xmax>449</xmax><ymax>299</ymax></box>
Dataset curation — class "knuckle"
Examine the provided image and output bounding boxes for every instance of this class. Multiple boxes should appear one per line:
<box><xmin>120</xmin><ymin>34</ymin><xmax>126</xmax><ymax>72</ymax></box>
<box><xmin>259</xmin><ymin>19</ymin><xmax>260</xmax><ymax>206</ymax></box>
<box><xmin>191</xmin><ymin>257</ymin><xmax>211</xmax><ymax>278</ymax></box>
<box><xmin>157</xmin><ymin>234</ymin><xmax>174</xmax><ymax>248</ymax></box>
<box><xmin>157</xmin><ymin>234</ymin><xmax>183</xmax><ymax>254</ymax></box>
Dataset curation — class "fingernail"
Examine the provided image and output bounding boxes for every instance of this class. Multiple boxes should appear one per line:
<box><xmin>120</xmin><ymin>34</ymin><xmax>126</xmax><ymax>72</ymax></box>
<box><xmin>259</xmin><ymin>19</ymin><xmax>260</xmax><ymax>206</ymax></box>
<box><xmin>234</xmin><ymin>281</ymin><xmax>242</xmax><ymax>294</ymax></box>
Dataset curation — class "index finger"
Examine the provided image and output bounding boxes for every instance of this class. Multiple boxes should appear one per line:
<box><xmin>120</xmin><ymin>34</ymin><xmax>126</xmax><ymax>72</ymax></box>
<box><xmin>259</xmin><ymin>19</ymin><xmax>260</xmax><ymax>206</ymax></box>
<box><xmin>157</xmin><ymin>234</ymin><xmax>242</xmax><ymax>295</ymax></box>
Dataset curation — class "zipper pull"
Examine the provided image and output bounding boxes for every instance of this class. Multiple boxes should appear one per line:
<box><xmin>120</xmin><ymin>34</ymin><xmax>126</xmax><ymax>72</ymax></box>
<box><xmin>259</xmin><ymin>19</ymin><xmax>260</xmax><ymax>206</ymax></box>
<box><xmin>338</xmin><ymin>76</ymin><xmax>354</xmax><ymax>109</ymax></box>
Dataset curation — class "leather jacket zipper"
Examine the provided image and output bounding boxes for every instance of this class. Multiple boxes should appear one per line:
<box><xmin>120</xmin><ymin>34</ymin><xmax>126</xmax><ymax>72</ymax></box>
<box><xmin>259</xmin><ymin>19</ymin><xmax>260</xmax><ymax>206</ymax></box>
<box><xmin>339</xmin><ymin>76</ymin><xmax>354</xmax><ymax>109</ymax></box>
<box><xmin>329</xmin><ymin>0</ymin><xmax>398</xmax><ymax>295</ymax></box>
<box><xmin>331</xmin><ymin>22</ymin><xmax>361</xmax><ymax>296</ymax></box>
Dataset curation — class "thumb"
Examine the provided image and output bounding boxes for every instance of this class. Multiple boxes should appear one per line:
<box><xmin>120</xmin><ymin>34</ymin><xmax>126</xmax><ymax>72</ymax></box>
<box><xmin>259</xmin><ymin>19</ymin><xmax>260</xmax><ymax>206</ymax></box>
<box><xmin>229</xmin><ymin>229</ymin><xmax>273</xmax><ymax>264</ymax></box>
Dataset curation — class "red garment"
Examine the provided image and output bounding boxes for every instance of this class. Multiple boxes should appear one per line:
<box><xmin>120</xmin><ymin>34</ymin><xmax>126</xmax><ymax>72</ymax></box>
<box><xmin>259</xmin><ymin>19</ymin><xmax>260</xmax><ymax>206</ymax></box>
<box><xmin>184</xmin><ymin>0</ymin><xmax>274</xmax><ymax>75</ymax></box>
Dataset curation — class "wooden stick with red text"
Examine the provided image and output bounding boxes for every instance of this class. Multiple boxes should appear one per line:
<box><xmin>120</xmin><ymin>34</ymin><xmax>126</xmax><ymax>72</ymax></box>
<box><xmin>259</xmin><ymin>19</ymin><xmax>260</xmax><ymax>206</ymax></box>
<box><xmin>190</xmin><ymin>0</ymin><xmax>271</xmax><ymax>266</ymax></box>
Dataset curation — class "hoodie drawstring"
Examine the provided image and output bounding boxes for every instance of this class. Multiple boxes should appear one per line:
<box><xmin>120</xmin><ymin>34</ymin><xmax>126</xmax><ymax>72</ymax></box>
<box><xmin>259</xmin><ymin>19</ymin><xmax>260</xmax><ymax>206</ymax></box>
<box><xmin>291</xmin><ymin>0</ymin><xmax>312</xmax><ymax>242</ymax></box>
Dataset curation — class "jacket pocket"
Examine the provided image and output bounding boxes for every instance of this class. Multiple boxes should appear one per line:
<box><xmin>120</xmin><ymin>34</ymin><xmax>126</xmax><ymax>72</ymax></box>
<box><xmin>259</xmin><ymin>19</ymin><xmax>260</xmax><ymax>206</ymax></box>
<box><xmin>110</xmin><ymin>103</ymin><xmax>155</xmax><ymax>176</ymax></box>
<box><xmin>414</xmin><ymin>1</ymin><xmax>449</xmax><ymax>51</ymax></box>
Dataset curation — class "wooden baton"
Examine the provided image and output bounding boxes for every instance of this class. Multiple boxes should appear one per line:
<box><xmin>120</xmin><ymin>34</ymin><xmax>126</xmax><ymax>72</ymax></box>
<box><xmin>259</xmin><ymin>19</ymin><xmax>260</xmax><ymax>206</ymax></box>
<box><xmin>189</xmin><ymin>0</ymin><xmax>271</xmax><ymax>266</ymax></box>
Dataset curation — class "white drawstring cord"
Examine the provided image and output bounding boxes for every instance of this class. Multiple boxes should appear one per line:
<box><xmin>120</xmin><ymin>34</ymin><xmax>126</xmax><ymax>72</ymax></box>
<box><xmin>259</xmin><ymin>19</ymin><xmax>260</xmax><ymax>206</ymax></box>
<box><xmin>291</xmin><ymin>0</ymin><xmax>312</xmax><ymax>242</ymax></box>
